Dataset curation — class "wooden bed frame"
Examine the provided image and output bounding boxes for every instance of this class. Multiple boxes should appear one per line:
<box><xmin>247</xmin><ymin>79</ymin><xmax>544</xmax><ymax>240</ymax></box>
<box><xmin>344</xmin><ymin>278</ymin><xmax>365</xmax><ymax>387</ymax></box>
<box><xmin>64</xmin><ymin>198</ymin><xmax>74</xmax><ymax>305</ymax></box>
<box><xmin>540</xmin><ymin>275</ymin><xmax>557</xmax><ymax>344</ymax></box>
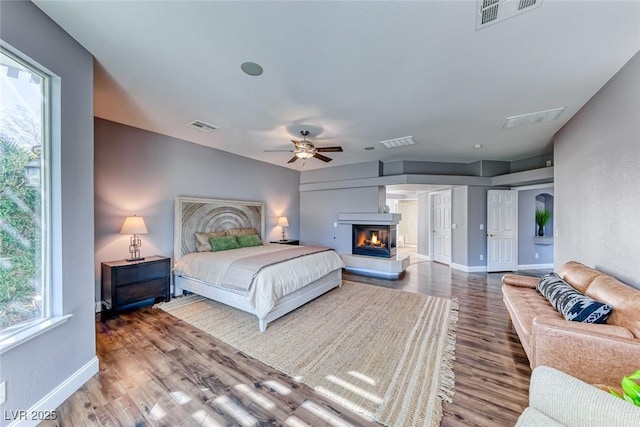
<box><xmin>173</xmin><ymin>196</ymin><xmax>342</xmax><ymax>331</ymax></box>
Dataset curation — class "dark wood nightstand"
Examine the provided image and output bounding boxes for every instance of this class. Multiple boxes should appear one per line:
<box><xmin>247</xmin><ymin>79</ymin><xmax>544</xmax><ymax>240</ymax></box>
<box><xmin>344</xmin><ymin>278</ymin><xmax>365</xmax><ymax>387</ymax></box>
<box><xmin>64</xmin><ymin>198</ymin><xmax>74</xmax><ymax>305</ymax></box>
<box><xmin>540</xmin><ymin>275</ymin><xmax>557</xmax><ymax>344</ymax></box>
<box><xmin>101</xmin><ymin>255</ymin><xmax>170</xmax><ymax>319</ymax></box>
<box><xmin>270</xmin><ymin>240</ymin><xmax>300</xmax><ymax>245</ymax></box>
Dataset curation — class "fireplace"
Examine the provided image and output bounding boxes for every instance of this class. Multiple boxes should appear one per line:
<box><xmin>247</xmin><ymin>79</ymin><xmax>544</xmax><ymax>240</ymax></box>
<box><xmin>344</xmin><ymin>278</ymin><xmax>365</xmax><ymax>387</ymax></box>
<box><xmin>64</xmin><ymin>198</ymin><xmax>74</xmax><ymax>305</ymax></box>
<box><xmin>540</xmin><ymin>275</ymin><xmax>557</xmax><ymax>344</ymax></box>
<box><xmin>352</xmin><ymin>224</ymin><xmax>396</xmax><ymax>258</ymax></box>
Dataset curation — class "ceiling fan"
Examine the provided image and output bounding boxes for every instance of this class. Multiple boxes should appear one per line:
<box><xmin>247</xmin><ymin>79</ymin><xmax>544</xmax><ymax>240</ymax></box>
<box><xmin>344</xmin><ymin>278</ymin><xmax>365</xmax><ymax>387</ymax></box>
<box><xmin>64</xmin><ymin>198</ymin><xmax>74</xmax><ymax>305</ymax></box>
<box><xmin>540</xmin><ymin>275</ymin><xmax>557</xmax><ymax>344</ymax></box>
<box><xmin>265</xmin><ymin>130</ymin><xmax>343</xmax><ymax>164</ymax></box>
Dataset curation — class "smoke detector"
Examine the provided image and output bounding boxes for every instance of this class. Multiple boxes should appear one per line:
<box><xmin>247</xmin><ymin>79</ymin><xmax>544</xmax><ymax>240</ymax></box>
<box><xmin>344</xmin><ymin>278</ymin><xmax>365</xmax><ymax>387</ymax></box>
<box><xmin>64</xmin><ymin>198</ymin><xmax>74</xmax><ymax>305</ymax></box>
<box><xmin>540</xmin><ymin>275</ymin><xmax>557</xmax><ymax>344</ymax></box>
<box><xmin>476</xmin><ymin>0</ymin><xmax>542</xmax><ymax>29</ymax></box>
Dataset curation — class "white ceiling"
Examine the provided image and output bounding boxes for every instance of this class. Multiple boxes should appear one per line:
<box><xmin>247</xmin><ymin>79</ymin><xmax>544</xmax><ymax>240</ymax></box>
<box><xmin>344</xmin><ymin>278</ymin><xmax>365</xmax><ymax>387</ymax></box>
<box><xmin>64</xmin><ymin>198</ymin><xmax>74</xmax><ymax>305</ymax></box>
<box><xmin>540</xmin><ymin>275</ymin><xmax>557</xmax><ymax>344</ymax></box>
<box><xmin>34</xmin><ymin>1</ymin><xmax>640</xmax><ymax>171</ymax></box>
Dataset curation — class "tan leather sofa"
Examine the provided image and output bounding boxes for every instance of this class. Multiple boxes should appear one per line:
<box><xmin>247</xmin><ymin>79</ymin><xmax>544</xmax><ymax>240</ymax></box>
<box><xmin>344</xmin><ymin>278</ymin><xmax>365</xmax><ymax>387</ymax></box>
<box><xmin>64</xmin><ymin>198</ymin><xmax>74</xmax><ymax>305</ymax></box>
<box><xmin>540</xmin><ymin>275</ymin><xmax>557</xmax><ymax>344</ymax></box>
<box><xmin>502</xmin><ymin>261</ymin><xmax>640</xmax><ymax>386</ymax></box>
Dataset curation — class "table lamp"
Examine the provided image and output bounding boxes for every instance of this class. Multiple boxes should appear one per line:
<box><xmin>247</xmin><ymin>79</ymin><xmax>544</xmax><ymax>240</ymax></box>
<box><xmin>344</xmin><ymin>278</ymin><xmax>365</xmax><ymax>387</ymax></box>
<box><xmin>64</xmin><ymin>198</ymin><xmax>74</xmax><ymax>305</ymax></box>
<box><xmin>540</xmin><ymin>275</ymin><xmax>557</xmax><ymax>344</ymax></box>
<box><xmin>120</xmin><ymin>215</ymin><xmax>148</xmax><ymax>261</ymax></box>
<box><xmin>276</xmin><ymin>216</ymin><xmax>289</xmax><ymax>241</ymax></box>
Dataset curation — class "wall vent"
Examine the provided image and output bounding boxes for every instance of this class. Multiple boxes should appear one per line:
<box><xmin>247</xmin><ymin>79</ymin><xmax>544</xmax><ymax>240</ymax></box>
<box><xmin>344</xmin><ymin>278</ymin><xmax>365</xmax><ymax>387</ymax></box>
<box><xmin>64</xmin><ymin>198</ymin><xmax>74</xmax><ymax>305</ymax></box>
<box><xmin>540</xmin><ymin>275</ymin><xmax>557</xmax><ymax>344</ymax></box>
<box><xmin>477</xmin><ymin>0</ymin><xmax>542</xmax><ymax>29</ymax></box>
<box><xmin>504</xmin><ymin>107</ymin><xmax>565</xmax><ymax>129</ymax></box>
<box><xmin>186</xmin><ymin>120</ymin><xmax>218</xmax><ymax>133</ymax></box>
<box><xmin>379</xmin><ymin>136</ymin><xmax>416</xmax><ymax>149</ymax></box>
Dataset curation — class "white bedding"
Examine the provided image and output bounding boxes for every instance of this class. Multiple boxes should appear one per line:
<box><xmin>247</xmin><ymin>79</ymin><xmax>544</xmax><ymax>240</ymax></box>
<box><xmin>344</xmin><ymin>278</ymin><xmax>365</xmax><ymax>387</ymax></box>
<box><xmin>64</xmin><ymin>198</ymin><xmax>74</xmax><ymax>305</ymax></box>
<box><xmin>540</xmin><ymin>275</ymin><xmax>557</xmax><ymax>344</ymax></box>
<box><xmin>173</xmin><ymin>244</ymin><xmax>345</xmax><ymax>317</ymax></box>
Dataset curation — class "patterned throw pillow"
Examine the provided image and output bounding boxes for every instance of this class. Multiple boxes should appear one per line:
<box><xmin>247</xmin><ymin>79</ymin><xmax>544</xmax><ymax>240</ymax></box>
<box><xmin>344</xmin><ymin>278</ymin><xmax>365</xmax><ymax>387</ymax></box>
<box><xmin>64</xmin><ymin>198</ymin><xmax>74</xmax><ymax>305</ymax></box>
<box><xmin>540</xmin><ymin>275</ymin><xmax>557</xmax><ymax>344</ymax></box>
<box><xmin>537</xmin><ymin>273</ymin><xmax>612</xmax><ymax>323</ymax></box>
<box><xmin>208</xmin><ymin>235</ymin><xmax>240</xmax><ymax>252</ymax></box>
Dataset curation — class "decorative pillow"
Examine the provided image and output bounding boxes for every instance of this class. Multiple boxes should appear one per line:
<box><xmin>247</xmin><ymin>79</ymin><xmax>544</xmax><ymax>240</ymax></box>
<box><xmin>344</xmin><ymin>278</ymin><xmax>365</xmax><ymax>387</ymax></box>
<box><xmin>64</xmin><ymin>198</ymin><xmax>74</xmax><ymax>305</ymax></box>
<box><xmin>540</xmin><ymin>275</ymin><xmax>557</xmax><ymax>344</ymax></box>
<box><xmin>236</xmin><ymin>234</ymin><xmax>262</xmax><ymax>248</ymax></box>
<box><xmin>226</xmin><ymin>227</ymin><xmax>259</xmax><ymax>237</ymax></box>
<box><xmin>208</xmin><ymin>235</ymin><xmax>240</xmax><ymax>252</ymax></box>
<box><xmin>195</xmin><ymin>231</ymin><xmax>228</xmax><ymax>252</ymax></box>
<box><xmin>537</xmin><ymin>273</ymin><xmax>612</xmax><ymax>323</ymax></box>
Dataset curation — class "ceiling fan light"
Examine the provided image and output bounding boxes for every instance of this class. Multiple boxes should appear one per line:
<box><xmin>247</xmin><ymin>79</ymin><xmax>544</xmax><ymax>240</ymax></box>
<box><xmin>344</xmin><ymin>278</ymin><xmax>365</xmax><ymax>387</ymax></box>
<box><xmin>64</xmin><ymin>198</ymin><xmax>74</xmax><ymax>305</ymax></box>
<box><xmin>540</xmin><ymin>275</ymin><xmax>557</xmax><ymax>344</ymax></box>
<box><xmin>295</xmin><ymin>150</ymin><xmax>314</xmax><ymax>159</ymax></box>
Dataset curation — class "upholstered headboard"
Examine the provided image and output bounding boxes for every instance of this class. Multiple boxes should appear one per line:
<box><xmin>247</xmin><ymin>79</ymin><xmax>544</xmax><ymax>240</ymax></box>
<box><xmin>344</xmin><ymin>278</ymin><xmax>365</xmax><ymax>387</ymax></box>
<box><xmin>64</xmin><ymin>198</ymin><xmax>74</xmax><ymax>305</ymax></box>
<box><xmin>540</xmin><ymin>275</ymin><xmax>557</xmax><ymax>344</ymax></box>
<box><xmin>174</xmin><ymin>196</ymin><xmax>265</xmax><ymax>260</ymax></box>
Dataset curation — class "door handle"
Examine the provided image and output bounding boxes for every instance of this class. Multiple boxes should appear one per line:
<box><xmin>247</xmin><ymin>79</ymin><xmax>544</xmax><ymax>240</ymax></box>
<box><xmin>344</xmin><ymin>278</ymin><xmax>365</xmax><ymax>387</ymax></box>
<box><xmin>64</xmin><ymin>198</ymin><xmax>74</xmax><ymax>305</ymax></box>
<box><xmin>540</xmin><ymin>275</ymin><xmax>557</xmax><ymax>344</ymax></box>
<box><xmin>488</xmin><ymin>233</ymin><xmax>495</xmax><ymax>237</ymax></box>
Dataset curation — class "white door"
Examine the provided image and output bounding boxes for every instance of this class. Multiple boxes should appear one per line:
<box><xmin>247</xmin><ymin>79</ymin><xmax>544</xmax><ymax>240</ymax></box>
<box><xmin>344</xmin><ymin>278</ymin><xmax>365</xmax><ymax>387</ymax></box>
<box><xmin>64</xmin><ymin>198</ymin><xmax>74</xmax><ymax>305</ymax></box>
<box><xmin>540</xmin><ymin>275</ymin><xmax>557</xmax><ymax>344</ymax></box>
<box><xmin>487</xmin><ymin>189</ymin><xmax>517</xmax><ymax>272</ymax></box>
<box><xmin>431</xmin><ymin>190</ymin><xmax>451</xmax><ymax>265</ymax></box>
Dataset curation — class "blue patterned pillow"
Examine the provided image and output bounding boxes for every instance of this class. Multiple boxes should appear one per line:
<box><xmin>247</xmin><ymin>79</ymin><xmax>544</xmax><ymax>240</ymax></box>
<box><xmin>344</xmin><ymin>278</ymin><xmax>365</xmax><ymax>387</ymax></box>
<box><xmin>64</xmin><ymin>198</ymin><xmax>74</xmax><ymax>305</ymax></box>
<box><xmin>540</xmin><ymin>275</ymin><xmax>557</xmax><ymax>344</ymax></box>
<box><xmin>537</xmin><ymin>273</ymin><xmax>612</xmax><ymax>323</ymax></box>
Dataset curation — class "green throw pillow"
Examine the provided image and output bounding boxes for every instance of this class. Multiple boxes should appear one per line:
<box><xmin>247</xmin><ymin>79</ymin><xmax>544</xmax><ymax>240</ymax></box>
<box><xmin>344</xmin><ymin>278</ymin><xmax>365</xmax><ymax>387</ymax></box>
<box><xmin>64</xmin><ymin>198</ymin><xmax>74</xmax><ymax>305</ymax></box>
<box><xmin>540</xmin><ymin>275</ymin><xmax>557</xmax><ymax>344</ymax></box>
<box><xmin>236</xmin><ymin>234</ymin><xmax>262</xmax><ymax>247</ymax></box>
<box><xmin>209</xmin><ymin>235</ymin><xmax>240</xmax><ymax>251</ymax></box>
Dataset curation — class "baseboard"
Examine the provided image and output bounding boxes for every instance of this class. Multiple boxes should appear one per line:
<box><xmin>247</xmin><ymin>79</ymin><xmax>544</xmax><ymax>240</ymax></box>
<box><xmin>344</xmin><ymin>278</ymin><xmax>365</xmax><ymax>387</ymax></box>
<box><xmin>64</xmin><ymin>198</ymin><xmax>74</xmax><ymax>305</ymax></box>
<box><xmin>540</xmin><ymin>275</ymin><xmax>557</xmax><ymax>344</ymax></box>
<box><xmin>415</xmin><ymin>254</ymin><xmax>430</xmax><ymax>261</ymax></box>
<box><xmin>518</xmin><ymin>263</ymin><xmax>553</xmax><ymax>270</ymax></box>
<box><xmin>450</xmin><ymin>263</ymin><xmax>487</xmax><ymax>273</ymax></box>
<box><xmin>9</xmin><ymin>356</ymin><xmax>99</xmax><ymax>427</ymax></box>
<box><xmin>95</xmin><ymin>301</ymin><xmax>102</xmax><ymax>313</ymax></box>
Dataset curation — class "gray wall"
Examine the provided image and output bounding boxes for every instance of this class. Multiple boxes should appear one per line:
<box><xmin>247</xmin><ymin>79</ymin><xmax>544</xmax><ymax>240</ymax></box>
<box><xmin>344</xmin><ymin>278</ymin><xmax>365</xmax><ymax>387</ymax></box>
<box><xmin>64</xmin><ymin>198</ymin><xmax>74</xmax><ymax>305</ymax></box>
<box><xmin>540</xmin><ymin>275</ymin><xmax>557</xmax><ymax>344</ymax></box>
<box><xmin>95</xmin><ymin>119</ymin><xmax>300</xmax><ymax>295</ymax></box>
<box><xmin>554</xmin><ymin>51</ymin><xmax>640</xmax><ymax>289</ymax></box>
<box><xmin>451</xmin><ymin>187</ymin><xmax>468</xmax><ymax>266</ymax></box>
<box><xmin>300</xmin><ymin>161</ymin><xmax>385</xmax><ymax>253</ymax></box>
<box><xmin>417</xmin><ymin>192</ymin><xmax>430</xmax><ymax>257</ymax></box>
<box><xmin>510</xmin><ymin>152</ymin><xmax>554</xmax><ymax>173</ymax></box>
<box><xmin>467</xmin><ymin>186</ymin><xmax>488</xmax><ymax>267</ymax></box>
<box><xmin>518</xmin><ymin>187</ymin><xmax>554</xmax><ymax>266</ymax></box>
<box><xmin>300</xmin><ymin>187</ymin><xmax>382</xmax><ymax>253</ymax></box>
<box><xmin>0</xmin><ymin>1</ymin><xmax>96</xmax><ymax>420</ymax></box>
<box><xmin>450</xmin><ymin>186</ymin><xmax>489</xmax><ymax>268</ymax></box>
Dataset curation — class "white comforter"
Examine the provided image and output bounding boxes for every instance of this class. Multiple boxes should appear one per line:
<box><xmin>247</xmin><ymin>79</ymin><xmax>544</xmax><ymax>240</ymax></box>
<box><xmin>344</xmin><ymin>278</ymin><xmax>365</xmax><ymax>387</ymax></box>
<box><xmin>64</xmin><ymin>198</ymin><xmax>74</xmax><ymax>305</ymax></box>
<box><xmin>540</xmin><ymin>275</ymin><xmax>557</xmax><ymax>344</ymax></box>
<box><xmin>173</xmin><ymin>244</ymin><xmax>345</xmax><ymax>317</ymax></box>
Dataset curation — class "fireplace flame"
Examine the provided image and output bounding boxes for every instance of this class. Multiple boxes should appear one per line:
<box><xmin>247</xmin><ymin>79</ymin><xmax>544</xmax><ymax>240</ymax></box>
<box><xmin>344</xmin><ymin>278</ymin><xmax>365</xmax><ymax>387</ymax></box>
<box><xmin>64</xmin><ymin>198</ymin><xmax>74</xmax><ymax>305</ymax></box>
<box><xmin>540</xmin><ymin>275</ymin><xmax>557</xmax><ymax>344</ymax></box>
<box><xmin>371</xmin><ymin>232</ymin><xmax>379</xmax><ymax>245</ymax></box>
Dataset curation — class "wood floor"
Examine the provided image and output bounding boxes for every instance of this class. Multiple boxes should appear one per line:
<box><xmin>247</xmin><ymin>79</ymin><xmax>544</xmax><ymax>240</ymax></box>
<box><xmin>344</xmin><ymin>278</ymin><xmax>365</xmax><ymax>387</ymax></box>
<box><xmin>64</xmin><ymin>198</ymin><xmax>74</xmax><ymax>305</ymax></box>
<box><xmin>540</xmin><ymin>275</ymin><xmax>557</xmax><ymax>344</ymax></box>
<box><xmin>42</xmin><ymin>261</ymin><xmax>540</xmax><ymax>427</ymax></box>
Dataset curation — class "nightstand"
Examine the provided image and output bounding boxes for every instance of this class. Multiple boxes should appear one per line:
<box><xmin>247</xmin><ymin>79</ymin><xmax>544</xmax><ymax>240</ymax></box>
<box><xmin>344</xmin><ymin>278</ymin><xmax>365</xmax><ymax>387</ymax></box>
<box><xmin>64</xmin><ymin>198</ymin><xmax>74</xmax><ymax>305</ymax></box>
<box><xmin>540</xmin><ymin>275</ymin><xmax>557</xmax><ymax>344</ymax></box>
<box><xmin>101</xmin><ymin>255</ymin><xmax>170</xmax><ymax>319</ymax></box>
<box><xmin>270</xmin><ymin>240</ymin><xmax>300</xmax><ymax>245</ymax></box>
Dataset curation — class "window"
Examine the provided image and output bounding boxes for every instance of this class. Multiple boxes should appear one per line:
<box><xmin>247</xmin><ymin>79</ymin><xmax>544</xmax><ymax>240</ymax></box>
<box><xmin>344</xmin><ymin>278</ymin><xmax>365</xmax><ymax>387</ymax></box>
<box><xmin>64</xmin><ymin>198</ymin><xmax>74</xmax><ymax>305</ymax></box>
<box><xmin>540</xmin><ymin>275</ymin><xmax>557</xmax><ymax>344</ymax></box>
<box><xmin>0</xmin><ymin>45</ymin><xmax>51</xmax><ymax>339</ymax></box>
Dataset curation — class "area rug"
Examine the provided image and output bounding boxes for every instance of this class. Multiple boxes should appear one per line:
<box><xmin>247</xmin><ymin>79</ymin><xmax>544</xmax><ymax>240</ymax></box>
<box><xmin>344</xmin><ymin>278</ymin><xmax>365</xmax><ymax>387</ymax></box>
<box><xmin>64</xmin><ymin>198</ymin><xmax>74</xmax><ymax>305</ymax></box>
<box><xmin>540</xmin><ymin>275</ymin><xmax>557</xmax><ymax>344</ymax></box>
<box><xmin>159</xmin><ymin>281</ymin><xmax>458</xmax><ymax>427</ymax></box>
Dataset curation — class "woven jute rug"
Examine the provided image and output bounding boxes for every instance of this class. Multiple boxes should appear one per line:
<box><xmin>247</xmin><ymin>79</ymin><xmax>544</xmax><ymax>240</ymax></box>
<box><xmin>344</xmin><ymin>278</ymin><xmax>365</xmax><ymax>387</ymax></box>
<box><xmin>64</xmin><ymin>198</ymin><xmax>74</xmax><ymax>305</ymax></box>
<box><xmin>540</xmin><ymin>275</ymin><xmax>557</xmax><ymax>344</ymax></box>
<box><xmin>160</xmin><ymin>280</ymin><xmax>458</xmax><ymax>427</ymax></box>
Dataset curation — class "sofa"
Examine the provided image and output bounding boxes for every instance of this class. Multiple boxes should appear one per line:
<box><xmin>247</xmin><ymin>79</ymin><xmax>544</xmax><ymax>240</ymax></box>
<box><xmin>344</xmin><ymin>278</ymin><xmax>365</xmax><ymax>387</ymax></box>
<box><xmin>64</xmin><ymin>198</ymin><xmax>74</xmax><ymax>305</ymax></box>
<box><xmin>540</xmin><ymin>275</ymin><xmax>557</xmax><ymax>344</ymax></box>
<box><xmin>502</xmin><ymin>261</ymin><xmax>640</xmax><ymax>386</ymax></box>
<box><xmin>516</xmin><ymin>366</ymin><xmax>640</xmax><ymax>427</ymax></box>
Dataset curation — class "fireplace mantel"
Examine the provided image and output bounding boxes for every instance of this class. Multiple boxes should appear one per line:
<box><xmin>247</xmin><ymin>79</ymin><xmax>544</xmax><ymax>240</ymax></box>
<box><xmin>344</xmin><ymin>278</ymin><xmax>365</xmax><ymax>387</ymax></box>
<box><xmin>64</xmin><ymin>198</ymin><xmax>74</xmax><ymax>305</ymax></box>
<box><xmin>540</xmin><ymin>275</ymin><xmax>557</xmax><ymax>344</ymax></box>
<box><xmin>337</xmin><ymin>212</ymin><xmax>401</xmax><ymax>225</ymax></box>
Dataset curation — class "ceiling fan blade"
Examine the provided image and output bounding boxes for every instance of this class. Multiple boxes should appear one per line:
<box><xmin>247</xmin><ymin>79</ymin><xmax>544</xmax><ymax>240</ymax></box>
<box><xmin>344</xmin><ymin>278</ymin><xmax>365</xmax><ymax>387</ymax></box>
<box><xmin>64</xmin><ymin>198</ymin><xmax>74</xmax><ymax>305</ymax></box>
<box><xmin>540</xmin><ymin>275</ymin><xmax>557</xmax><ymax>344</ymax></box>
<box><xmin>316</xmin><ymin>146</ymin><xmax>343</xmax><ymax>152</ymax></box>
<box><xmin>264</xmin><ymin>149</ymin><xmax>294</xmax><ymax>152</ymax></box>
<box><xmin>313</xmin><ymin>153</ymin><xmax>333</xmax><ymax>162</ymax></box>
<box><xmin>287</xmin><ymin>155</ymin><xmax>299</xmax><ymax>164</ymax></box>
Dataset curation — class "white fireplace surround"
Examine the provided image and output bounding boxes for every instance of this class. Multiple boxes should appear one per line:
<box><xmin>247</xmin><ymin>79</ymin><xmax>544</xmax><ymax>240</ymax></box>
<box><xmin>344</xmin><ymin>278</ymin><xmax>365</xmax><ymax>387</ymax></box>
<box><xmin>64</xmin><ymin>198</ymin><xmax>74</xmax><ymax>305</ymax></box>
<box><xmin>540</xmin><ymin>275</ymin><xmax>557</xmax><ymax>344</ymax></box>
<box><xmin>337</xmin><ymin>212</ymin><xmax>401</xmax><ymax>225</ymax></box>
<box><xmin>337</xmin><ymin>212</ymin><xmax>408</xmax><ymax>279</ymax></box>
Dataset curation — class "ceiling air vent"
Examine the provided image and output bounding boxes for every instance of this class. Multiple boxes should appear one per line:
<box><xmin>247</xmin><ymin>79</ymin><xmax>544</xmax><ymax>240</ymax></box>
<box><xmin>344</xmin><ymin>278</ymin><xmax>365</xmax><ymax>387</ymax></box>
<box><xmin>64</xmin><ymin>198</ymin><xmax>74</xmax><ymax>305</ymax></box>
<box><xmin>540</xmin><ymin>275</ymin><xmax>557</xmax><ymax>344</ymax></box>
<box><xmin>504</xmin><ymin>107</ymin><xmax>565</xmax><ymax>129</ymax></box>
<box><xmin>379</xmin><ymin>136</ymin><xmax>416</xmax><ymax>149</ymax></box>
<box><xmin>476</xmin><ymin>0</ymin><xmax>542</xmax><ymax>29</ymax></box>
<box><xmin>186</xmin><ymin>120</ymin><xmax>218</xmax><ymax>133</ymax></box>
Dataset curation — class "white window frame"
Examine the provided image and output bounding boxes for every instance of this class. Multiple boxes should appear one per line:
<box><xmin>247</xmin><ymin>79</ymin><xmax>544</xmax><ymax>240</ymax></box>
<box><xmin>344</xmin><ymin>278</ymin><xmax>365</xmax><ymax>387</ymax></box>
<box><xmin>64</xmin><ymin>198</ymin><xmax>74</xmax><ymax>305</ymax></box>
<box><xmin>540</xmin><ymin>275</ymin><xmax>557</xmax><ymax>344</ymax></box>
<box><xmin>0</xmin><ymin>41</ymin><xmax>70</xmax><ymax>355</ymax></box>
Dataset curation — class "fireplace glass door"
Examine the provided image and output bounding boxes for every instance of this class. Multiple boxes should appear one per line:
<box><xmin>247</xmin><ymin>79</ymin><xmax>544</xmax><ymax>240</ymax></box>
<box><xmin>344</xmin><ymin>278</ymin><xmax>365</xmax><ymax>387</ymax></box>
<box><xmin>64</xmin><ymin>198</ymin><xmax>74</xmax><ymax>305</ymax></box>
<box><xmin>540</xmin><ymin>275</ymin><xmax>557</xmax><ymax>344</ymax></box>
<box><xmin>352</xmin><ymin>224</ymin><xmax>396</xmax><ymax>258</ymax></box>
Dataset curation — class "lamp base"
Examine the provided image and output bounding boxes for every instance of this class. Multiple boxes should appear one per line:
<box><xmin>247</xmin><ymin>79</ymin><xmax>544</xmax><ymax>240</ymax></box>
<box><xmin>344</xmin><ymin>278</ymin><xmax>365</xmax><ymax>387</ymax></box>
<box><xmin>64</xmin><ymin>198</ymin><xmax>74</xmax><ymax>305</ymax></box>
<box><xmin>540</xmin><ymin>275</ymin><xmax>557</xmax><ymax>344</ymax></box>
<box><xmin>126</xmin><ymin>257</ymin><xmax>145</xmax><ymax>262</ymax></box>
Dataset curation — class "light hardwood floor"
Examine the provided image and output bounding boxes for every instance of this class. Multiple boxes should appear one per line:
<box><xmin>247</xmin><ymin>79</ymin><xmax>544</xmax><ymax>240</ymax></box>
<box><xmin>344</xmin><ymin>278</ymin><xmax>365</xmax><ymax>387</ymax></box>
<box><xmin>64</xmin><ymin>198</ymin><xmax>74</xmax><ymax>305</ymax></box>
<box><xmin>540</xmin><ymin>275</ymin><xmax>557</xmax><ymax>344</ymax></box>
<box><xmin>42</xmin><ymin>261</ymin><xmax>542</xmax><ymax>427</ymax></box>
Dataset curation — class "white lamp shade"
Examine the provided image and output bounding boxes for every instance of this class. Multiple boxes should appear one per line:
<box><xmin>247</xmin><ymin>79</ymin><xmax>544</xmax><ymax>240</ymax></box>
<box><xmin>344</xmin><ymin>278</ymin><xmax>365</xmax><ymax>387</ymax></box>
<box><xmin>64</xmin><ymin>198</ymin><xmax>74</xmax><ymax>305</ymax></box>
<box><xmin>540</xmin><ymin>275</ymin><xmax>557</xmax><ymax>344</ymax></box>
<box><xmin>120</xmin><ymin>216</ymin><xmax>148</xmax><ymax>234</ymax></box>
<box><xmin>276</xmin><ymin>216</ymin><xmax>289</xmax><ymax>227</ymax></box>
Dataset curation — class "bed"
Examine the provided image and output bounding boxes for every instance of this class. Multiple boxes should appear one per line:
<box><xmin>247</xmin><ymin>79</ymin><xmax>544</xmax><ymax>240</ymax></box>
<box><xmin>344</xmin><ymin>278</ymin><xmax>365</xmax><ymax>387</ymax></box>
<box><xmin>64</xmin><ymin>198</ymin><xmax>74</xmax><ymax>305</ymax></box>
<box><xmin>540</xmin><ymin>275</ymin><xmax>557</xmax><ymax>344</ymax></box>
<box><xmin>173</xmin><ymin>196</ymin><xmax>344</xmax><ymax>331</ymax></box>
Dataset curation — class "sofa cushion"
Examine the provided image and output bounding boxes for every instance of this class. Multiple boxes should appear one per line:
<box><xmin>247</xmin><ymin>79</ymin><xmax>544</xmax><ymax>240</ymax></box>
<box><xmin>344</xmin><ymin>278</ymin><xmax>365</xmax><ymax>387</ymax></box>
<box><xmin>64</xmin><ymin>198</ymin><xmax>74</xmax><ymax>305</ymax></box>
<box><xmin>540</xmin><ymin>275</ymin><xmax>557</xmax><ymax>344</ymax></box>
<box><xmin>586</xmin><ymin>275</ymin><xmax>640</xmax><ymax>338</ymax></box>
<box><xmin>559</xmin><ymin>261</ymin><xmax>603</xmax><ymax>293</ymax></box>
<box><xmin>537</xmin><ymin>273</ymin><xmax>612</xmax><ymax>324</ymax></box>
<box><xmin>503</xmin><ymin>284</ymin><xmax>562</xmax><ymax>342</ymax></box>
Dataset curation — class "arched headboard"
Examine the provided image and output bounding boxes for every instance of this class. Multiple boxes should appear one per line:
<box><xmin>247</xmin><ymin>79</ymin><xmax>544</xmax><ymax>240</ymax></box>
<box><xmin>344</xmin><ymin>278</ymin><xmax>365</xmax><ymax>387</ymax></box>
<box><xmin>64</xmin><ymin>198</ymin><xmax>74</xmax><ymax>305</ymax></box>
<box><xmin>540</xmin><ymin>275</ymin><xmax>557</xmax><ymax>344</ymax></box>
<box><xmin>174</xmin><ymin>196</ymin><xmax>265</xmax><ymax>260</ymax></box>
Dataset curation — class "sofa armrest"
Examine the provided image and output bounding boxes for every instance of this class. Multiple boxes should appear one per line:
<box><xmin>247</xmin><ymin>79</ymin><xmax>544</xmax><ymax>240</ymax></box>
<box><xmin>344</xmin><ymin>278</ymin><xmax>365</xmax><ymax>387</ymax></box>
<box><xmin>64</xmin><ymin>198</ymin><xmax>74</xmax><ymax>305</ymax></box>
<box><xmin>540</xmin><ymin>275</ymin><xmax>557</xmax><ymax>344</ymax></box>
<box><xmin>532</xmin><ymin>316</ymin><xmax>640</xmax><ymax>386</ymax></box>
<box><xmin>502</xmin><ymin>274</ymin><xmax>538</xmax><ymax>289</ymax></box>
<box><xmin>517</xmin><ymin>366</ymin><xmax>640</xmax><ymax>426</ymax></box>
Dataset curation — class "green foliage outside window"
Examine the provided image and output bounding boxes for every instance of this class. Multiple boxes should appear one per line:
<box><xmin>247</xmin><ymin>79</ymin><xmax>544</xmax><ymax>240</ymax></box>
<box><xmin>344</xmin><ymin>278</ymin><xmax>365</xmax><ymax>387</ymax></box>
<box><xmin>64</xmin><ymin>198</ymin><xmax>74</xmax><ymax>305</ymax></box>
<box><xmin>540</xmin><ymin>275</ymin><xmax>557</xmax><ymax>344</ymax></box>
<box><xmin>0</xmin><ymin>137</ymin><xmax>40</xmax><ymax>330</ymax></box>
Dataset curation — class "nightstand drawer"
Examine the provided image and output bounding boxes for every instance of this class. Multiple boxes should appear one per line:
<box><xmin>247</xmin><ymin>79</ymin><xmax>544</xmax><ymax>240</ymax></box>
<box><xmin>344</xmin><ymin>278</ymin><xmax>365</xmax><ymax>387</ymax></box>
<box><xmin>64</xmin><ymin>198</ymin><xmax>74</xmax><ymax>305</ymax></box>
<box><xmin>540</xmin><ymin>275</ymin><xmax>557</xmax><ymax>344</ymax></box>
<box><xmin>139</xmin><ymin>262</ymin><xmax>169</xmax><ymax>281</ymax></box>
<box><xmin>115</xmin><ymin>266</ymin><xmax>138</xmax><ymax>285</ymax></box>
<box><xmin>116</xmin><ymin>279</ymin><xmax>167</xmax><ymax>306</ymax></box>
